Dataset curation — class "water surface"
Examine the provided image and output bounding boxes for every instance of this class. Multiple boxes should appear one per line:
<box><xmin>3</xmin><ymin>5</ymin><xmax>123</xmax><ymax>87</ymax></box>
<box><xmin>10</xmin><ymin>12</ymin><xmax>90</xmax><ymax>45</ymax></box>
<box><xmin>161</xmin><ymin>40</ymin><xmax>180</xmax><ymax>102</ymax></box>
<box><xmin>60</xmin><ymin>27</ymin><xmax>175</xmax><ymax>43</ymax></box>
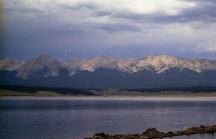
<box><xmin>0</xmin><ymin>97</ymin><xmax>216</xmax><ymax>139</ymax></box>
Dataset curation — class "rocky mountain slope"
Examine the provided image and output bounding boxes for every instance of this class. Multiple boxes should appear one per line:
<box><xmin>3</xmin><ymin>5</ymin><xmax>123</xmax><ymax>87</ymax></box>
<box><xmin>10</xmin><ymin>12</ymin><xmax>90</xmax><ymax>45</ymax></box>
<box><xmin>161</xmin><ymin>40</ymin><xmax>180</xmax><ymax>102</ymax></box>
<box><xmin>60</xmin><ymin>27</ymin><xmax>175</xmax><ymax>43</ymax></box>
<box><xmin>15</xmin><ymin>54</ymin><xmax>64</xmax><ymax>79</ymax></box>
<box><xmin>1</xmin><ymin>54</ymin><xmax>216</xmax><ymax>88</ymax></box>
<box><xmin>64</xmin><ymin>55</ymin><xmax>216</xmax><ymax>74</ymax></box>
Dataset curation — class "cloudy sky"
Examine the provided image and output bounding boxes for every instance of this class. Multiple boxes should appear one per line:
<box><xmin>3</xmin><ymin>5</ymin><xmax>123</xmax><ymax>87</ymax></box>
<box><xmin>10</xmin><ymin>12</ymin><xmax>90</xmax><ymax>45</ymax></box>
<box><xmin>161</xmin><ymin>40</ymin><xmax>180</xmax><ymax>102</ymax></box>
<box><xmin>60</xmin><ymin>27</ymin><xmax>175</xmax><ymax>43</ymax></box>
<box><xmin>2</xmin><ymin>0</ymin><xmax>216</xmax><ymax>60</ymax></box>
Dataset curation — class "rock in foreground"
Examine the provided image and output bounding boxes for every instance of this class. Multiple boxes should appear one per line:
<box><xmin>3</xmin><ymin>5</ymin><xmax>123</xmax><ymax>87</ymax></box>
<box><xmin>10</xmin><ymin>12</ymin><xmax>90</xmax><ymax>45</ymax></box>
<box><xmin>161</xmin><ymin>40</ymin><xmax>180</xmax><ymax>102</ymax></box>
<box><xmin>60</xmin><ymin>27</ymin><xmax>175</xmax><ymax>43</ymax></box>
<box><xmin>85</xmin><ymin>125</ymin><xmax>216</xmax><ymax>139</ymax></box>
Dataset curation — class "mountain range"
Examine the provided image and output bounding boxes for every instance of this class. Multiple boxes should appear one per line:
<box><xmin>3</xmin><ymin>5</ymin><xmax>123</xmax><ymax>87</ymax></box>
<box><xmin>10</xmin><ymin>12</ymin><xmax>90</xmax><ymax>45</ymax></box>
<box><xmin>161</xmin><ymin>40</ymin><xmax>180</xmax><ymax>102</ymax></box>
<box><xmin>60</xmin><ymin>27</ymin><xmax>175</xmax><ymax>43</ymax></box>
<box><xmin>1</xmin><ymin>54</ymin><xmax>216</xmax><ymax>89</ymax></box>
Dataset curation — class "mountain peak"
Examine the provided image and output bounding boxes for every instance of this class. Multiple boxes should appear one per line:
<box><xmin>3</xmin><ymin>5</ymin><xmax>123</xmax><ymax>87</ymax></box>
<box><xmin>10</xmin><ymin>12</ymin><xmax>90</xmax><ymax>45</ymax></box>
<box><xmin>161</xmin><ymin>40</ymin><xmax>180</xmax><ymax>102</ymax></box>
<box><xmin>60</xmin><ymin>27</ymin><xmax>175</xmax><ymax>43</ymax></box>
<box><xmin>2</xmin><ymin>54</ymin><xmax>216</xmax><ymax>78</ymax></box>
<box><xmin>16</xmin><ymin>54</ymin><xmax>63</xmax><ymax>79</ymax></box>
<box><xmin>1</xmin><ymin>54</ymin><xmax>216</xmax><ymax>88</ymax></box>
<box><xmin>79</xmin><ymin>56</ymin><xmax>115</xmax><ymax>71</ymax></box>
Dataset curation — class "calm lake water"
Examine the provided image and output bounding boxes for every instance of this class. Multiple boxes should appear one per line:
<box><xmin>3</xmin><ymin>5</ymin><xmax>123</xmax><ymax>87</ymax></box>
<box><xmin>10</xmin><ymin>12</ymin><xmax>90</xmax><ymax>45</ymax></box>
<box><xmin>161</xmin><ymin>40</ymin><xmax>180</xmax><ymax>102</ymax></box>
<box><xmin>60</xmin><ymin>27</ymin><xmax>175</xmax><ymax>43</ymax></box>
<box><xmin>0</xmin><ymin>97</ymin><xmax>216</xmax><ymax>139</ymax></box>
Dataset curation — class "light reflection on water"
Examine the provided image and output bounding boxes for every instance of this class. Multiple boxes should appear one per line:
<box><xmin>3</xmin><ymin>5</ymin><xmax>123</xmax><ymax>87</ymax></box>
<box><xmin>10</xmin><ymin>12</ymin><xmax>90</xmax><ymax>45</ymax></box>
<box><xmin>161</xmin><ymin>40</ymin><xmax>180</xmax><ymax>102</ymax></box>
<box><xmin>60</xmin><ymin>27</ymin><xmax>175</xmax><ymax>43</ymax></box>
<box><xmin>0</xmin><ymin>97</ymin><xmax>216</xmax><ymax>139</ymax></box>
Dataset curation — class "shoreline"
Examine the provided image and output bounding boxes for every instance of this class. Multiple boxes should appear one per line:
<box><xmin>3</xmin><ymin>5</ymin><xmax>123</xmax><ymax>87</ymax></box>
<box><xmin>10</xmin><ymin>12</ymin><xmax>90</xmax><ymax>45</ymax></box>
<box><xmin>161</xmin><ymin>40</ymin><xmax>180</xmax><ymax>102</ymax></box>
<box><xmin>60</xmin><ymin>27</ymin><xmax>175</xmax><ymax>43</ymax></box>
<box><xmin>1</xmin><ymin>95</ymin><xmax>216</xmax><ymax>101</ymax></box>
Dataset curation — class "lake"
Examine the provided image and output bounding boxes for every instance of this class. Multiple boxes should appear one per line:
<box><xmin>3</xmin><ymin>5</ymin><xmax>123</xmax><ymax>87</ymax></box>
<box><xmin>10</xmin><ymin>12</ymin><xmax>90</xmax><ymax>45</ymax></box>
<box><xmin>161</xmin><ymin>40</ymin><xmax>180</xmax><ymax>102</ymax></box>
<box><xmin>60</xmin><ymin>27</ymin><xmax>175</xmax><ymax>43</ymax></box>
<box><xmin>0</xmin><ymin>97</ymin><xmax>216</xmax><ymax>139</ymax></box>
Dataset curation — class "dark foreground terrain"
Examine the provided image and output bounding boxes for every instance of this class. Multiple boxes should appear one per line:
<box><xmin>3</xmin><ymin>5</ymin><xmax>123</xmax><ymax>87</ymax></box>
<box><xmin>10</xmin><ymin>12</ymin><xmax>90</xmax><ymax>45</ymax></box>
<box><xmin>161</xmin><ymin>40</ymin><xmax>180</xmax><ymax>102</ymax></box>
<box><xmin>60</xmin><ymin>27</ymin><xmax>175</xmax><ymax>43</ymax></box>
<box><xmin>0</xmin><ymin>85</ymin><xmax>95</xmax><ymax>96</ymax></box>
<box><xmin>86</xmin><ymin>125</ymin><xmax>216</xmax><ymax>139</ymax></box>
<box><xmin>1</xmin><ymin>85</ymin><xmax>216</xmax><ymax>97</ymax></box>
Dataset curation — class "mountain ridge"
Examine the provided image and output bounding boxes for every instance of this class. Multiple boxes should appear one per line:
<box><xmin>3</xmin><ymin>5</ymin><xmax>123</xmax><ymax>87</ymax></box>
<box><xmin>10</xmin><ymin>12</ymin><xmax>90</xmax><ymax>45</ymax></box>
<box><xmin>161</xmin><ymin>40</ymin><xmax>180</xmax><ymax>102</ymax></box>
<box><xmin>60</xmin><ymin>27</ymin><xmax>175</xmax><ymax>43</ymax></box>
<box><xmin>1</xmin><ymin>54</ymin><xmax>216</xmax><ymax>89</ymax></box>
<box><xmin>1</xmin><ymin>54</ymin><xmax>216</xmax><ymax>75</ymax></box>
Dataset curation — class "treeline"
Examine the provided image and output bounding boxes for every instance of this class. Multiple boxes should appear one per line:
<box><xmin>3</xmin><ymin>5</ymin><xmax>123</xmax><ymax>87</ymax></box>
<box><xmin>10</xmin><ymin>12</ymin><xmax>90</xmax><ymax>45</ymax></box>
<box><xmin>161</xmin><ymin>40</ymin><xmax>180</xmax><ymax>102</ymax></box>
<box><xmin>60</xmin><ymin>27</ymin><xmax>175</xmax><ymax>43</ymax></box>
<box><xmin>123</xmin><ymin>86</ymin><xmax>216</xmax><ymax>93</ymax></box>
<box><xmin>0</xmin><ymin>85</ymin><xmax>95</xmax><ymax>96</ymax></box>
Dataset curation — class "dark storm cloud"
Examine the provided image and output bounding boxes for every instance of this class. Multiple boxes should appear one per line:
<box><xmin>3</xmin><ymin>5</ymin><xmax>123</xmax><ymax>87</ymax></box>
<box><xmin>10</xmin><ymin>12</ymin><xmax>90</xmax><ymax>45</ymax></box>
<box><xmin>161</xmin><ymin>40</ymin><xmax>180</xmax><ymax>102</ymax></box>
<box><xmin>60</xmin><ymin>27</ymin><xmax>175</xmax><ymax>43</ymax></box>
<box><xmin>3</xmin><ymin>0</ymin><xmax>216</xmax><ymax>60</ymax></box>
<box><xmin>96</xmin><ymin>23</ymin><xmax>140</xmax><ymax>32</ymax></box>
<box><xmin>3</xmin><ymin>1</ymin><xmax>43</xmax><ymax>15</ymax></box>
<box><xmin>54</xmin><ymin>0</ymin><xmax>216</xmax><ymax>24</ymax></box>
<box><xmin>6</xmin><ymin>0</ymin><xmax>216</xmax><ymax>33</ymax></box>
<box><xmin>55</xmin><ymin>2</ymin><xmax>141</xmax><ymax>32</ymax></box>
<box><xmin>169</xmin><ymin>0</ymin><xmax>216</xmax><ymax>23</ymax></box>
<box><xmin>58</xmin><ymin>2</ymin><xmax>100</xmax><ymax>11</ymax></box>
<box><xmin>0</xmin><ymin>0</ymin><xmax>4</xmax><ymax>59</ymax></box>
<box><xmin>84</xmin><ymin>0</ymin><xmax>216</xmax><ymax>24</ymax></box>
<box><xmin>5</xmin><ymin>0</ymin><xmax>216</xmax><ymax>28</ymax></box>
<box><xmin>4</xmin><ymin>7</ymin><xmax>43</xmax><ymax>14</ymax></box>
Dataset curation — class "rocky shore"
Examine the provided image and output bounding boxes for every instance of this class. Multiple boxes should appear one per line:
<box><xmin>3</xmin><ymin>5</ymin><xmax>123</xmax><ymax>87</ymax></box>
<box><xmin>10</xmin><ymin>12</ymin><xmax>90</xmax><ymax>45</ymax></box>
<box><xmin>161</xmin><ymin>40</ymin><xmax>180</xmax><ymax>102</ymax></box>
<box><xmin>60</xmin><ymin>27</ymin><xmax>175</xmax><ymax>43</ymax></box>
<box><xmin>85</xmin><ymin>125</ymin><xmax>216</xmax><ymax>139</ymax></box>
